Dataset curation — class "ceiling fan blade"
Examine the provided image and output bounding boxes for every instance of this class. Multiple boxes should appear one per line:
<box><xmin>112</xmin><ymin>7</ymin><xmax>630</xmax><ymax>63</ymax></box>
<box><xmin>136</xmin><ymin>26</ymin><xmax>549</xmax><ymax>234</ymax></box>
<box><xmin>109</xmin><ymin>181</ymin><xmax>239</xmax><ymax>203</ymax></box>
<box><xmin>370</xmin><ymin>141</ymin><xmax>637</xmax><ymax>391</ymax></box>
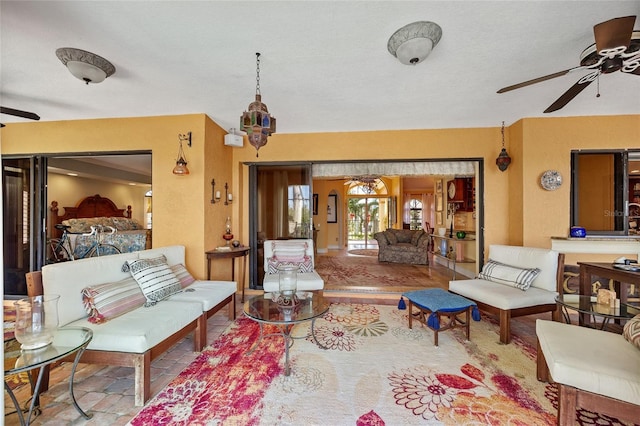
<box><xmin>543</xmin><ymin>74</ymin><xmax>596</xmax><ymax>113</ymax></box>
<box><xmin>497</xmin><ymin>68</ymin><xmax>581</xmax><ymax>93</ymax></box>
<box><xmin>0</xmin><ymin>107</ymin><xmax>40</xmax><ymax>121</ymax></box>
<box><xmin>594</xmin><ymin>15</ymin><xmax>635</xmax><ymax>52</ymax></box>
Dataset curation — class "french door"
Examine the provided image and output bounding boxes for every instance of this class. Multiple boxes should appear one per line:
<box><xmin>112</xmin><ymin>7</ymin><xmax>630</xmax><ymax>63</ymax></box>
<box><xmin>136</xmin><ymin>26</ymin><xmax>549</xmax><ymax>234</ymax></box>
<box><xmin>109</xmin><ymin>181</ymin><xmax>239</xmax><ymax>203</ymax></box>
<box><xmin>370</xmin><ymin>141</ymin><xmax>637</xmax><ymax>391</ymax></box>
<box><xmin>347</xmin><ymin>196</ymin><xmax>382</xmax><ymax>248</ymax></box>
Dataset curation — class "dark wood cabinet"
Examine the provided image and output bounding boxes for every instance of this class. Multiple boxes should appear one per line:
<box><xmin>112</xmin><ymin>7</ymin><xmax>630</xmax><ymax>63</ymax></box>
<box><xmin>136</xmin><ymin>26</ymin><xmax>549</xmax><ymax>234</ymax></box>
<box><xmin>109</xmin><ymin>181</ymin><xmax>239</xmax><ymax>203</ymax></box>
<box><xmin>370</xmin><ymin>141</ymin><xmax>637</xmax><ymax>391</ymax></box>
<box><xmin>448</xmin><ymin>178</ymin><xmax>475</xmax><ymax>212</ymax></box>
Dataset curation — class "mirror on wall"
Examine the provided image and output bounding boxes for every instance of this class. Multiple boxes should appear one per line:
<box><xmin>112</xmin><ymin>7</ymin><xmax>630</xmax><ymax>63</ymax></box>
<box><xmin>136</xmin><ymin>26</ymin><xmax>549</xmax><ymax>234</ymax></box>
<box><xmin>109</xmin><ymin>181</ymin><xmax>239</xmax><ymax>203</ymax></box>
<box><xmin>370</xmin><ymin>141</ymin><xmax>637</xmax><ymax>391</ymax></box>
<box><xmin>571</xmin><ymin>150</ymin><xmax>640</xmax><ymax>235</ymax></box>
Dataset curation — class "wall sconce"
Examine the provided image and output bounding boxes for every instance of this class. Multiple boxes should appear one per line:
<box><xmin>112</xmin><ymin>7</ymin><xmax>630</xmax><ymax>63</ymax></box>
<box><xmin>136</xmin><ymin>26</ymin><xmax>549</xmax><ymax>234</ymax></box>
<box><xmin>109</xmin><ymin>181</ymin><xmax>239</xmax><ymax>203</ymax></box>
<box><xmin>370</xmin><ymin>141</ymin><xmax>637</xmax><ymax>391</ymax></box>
<box><xmin>172</xmin><ymin>132</ymin><xmax>192</xmax><ymax>176</ymax></box>
<box><xmin>225</xmin><ymin>182</ymin><xmax>233</xmax><ymax>205</ymax></box>
<box><xmin>211</xmin><ymin>179</ymin><xmax>221</xmax><ymax>203</ymax></box>
<box><xmin>495</xmin><ymin>121</ymin><xmax>511</xmax><ymax>172</ymax></box>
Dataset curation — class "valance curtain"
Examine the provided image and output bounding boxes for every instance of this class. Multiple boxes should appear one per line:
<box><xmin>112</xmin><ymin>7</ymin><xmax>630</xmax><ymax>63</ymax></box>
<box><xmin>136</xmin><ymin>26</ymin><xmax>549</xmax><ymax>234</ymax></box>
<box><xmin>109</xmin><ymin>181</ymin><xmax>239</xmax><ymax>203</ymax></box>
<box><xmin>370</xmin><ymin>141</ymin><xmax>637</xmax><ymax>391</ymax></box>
<box><xmin>312</xmin><ymin>161</ymin><xmax>476</xmax><ymax>177</ymax></box>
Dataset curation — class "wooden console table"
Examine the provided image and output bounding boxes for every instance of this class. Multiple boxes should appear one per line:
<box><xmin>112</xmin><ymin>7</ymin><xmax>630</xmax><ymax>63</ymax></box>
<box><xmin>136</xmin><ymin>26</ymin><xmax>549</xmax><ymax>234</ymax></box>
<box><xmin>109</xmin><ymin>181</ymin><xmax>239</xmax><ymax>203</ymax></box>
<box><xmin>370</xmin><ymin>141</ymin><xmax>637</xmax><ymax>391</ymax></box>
<box><xmin>206</xmin><ymin>246</ymin><xmax>250</xmax><ymax>302</ymax></box>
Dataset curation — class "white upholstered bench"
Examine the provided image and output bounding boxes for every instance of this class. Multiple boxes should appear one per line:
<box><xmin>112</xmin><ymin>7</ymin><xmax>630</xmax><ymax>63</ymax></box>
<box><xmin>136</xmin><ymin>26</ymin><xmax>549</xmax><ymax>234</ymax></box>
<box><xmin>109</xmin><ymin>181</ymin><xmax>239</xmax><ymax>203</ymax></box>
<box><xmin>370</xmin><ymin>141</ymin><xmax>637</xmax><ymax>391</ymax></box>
<box><xmin>536</xmin><ymin>319</ymin><xmax>640</xmax><ymax>424</ymax></box>
<box><xmin>449</xmin><ymin>245</ymin><xmax>564</xmax><ymax>344</ymax></box>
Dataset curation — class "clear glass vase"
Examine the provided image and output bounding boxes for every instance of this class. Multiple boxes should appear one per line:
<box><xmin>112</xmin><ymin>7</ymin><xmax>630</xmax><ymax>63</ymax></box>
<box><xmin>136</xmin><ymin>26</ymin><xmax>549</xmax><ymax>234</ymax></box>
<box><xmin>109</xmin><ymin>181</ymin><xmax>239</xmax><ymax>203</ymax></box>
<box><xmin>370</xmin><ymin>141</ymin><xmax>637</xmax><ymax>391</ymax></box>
<box><xmin>278</xmin><ymin>265</ymin><xmax>298</xmax><ymax>298</ymax></box>
<box><xmin>14</xmin><ymin>294</ymin><xmax>60</xmax><ymax>350</ymax></box>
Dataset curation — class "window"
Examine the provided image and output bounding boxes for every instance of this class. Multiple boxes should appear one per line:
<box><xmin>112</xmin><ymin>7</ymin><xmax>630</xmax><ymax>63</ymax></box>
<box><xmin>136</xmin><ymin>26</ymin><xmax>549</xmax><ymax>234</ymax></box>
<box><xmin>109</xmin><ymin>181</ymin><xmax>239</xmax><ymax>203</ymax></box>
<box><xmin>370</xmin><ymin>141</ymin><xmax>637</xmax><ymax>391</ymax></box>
<box><xmin>408</xmin><ymin>198</ymin><xmax>423</xmax><ymax>230</ymax></box>
<box><xmin>287</xmin><ymin>184</ymin><xmax>311</xmax><ymax>237</ymax></box>
<box><xmin>571</xmin><ymin>150</ymin><xmax>640</xmax><ymax>235</ymax></box>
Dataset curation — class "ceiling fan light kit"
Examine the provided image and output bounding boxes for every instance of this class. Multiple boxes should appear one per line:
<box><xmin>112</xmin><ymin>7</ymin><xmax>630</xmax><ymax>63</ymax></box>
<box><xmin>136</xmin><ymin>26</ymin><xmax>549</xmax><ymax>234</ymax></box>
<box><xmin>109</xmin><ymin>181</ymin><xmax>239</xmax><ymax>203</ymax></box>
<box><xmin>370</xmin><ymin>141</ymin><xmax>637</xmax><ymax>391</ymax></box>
<box><xmin>497</xmin><ymin>15</ymin><xmax>639</xmax><ymax>113</ymax></box>
<box><xmin>55</xmin><ymin>47</ymin><xmax>116</xmax><ymax>84</ymax></box>
<box><xmin>387</xmin><ymin>21</ymin><xmax>442</xmax><ymax>65</ymax></box>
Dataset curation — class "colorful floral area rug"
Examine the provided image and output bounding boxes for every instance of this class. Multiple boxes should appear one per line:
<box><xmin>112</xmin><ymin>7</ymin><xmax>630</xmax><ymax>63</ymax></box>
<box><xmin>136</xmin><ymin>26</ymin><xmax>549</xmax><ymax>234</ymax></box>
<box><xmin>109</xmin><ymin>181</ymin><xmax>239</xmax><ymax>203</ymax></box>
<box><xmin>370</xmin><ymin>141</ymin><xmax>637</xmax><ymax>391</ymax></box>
<box><xmin>128</xmin><ymin>304</ymin><xmax>634</xmax><ymax>426</ymax></box>
<box><xmin>315</xmin><ymin>256</ymin><xmax>442</xmax><ymax>292</ymax></box>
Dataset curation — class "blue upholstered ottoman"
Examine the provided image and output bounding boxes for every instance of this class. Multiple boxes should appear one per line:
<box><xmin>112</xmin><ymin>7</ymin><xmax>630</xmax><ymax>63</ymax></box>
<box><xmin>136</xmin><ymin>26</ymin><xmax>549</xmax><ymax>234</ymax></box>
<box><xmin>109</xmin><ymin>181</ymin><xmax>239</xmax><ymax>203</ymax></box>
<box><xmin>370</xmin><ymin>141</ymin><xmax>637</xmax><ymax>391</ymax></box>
<box><xmin>403</xmin><ymin>288</ymin><xmax>481</xmax><ymax>346</ymax></box>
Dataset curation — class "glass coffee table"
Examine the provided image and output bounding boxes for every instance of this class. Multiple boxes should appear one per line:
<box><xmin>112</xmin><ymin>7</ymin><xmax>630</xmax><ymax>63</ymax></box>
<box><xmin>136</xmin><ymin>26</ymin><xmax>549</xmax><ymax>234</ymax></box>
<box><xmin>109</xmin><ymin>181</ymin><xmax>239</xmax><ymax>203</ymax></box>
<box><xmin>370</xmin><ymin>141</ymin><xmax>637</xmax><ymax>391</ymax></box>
<box><xmin>243</xmin><ymin>291</ymin><xmax>330</xmax><ymax>376</ymax></box>
<box><xmin>555</xmin><ymin>294</ymin><xmax>640</xmax><ymax>331</ymax></box>
<box><xmin>4</xmin><ymin>327</ymin><xmax>93</xmax><ymax>425</ymax></box>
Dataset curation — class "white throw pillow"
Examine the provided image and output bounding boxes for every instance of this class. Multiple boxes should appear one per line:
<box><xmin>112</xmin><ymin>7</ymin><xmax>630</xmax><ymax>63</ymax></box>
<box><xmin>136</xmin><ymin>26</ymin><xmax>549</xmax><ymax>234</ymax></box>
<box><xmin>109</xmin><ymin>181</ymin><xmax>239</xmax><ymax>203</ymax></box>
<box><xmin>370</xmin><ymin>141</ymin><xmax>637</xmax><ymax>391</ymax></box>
<box><xmin>127</xmin><ymin>255</ymin><xmax>181</xmax><ymax>306</ymax></box>
<box><xmin>477</xmin><ymin>259</ymin><xmax>541</xmax><ymax>291</ymax></box>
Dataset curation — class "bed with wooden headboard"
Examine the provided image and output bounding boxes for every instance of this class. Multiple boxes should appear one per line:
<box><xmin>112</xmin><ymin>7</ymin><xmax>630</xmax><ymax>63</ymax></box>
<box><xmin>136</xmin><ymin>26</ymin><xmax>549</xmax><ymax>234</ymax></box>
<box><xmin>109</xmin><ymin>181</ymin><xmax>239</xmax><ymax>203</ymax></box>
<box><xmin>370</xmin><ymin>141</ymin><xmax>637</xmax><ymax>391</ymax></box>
<box><xmin>49</xmin><ymin>194</ymin><xmax>147</xmax><ymax>254</ymax></box>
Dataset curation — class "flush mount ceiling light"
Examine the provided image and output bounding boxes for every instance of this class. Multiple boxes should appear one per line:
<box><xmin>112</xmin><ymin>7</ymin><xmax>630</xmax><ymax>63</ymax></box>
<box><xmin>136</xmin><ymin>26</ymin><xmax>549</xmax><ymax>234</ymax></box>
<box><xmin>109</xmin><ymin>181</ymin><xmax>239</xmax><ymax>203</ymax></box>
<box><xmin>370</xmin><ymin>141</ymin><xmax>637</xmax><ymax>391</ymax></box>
<box><xmin>387</xmin><ymin>21</ymin><xmax>442</xmax><ymax>65</ymax></box>
<box><xmin>55</xmin><ymin>47</ymin><xmax>116</xmax><ymax>84</ymax></box>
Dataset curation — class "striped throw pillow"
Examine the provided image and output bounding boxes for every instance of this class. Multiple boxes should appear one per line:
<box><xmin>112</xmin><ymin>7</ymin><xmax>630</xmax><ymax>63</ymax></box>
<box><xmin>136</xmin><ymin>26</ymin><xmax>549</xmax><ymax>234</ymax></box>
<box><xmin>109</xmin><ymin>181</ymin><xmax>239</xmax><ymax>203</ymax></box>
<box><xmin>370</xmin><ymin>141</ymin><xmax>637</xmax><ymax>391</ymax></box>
<box><xmin>82</xmin><ymin>277</ymin><xmax>146</xmax><ymax>324</ymax></box>
<box><xmin>127</xmin><ymin>255</ymin><xmax>181</xmax><ymax>306</ymax></box>
<box><xmin>170</xmin><ymin>263</ymin><xmax>196</xmax><ymax>289</ymax></box>
<box><xmin>478</xmin><ymin>259</ymin><xmax>541</xmax><ymax>291</ymax></box>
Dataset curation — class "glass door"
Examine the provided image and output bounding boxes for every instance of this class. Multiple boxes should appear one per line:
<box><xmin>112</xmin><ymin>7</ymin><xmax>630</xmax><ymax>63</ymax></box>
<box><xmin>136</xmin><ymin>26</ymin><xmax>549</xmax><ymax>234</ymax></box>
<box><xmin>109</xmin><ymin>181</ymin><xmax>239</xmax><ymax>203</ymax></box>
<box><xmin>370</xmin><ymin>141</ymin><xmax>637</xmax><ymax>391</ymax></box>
<box><xmin>2</xmin><ymin>156</ymin><xmax>47</xmax><ymax>297</ymax></box>
<box><xmin>249</xmin><ymin>163</ymin><xmax>312</xmax><ymax>289</ymax></box>
<box><xmin>347</xmin><ymin>196</ymin><xmax>382</xmax><ymax>248</ymax></box>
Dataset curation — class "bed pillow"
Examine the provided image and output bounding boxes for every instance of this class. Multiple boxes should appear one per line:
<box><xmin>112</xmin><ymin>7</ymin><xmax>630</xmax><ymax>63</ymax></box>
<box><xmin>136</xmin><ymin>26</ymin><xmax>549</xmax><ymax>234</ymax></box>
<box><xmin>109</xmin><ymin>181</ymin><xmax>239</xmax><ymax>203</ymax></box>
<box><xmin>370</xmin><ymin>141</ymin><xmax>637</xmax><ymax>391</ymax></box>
<box><xmin>623</xmin><ymin>314</ymin><xmax>640</xmax><ymax>349</ymax></box>
<box><xmin>127</xmin><ymin>255</ymin><xmax>182</xmax><ymax>306</ymax></box>
<box><xmin>267</xmin><ymin>256</ymin><xmax>314</xmax><ymax>274</ymax></box>
<box><xmin>81</xmin><ymin>277</ymin><xmax>146</xmax><ymax>324</ymax></box>
<box><xmin>170</xmin><ymin>263</ymin><xmax>196</xmax><ymax>289</ymax></box>
<box><xmin>477</xmin><ymin>259</ymin><xmax>541</xmax><ymax>291</ymax></box>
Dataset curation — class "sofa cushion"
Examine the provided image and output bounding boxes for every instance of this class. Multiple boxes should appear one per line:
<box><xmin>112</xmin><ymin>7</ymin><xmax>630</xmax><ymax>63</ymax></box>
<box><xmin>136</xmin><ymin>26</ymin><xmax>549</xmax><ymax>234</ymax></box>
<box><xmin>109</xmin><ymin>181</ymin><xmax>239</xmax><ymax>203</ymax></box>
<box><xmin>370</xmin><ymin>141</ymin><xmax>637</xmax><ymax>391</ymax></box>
<box><xmin>385</xmin><ymin>230</ymin><xmax>398</xmax><ymax>245</ymax></box>
<box><xmin>127</xmin><ymin>255</ymin><xmax>182</xmax><ymax>306</ymax></box>
<box><xmin>478</xmin><ymin>259</ymin><xmax>541</xmax><ymax>291</ymax></box>
<box><xmin>168</xmin><ymin>280</ymin><xmax>237</xmax><ymax>312</ymax></box>
<box><xmin>537</xmin><ymin>319</ymin><xmax>640</xmax><ymax>406</ymax></box>
<box><xmin>170</xmin><ymin>264</ymin><xmax>196</xmax><ymax>289</ymax></box>
<box><xmin>448</xmin><ymin>279</ymin><xmax>556</xmax><ymax>310</ymax></box>
<box><xmin>66</xmin><ymin>300</ymin><xmax>202</xmax><ymax>353</ymax></box>
<box><xmin>267</xmin><ymin>256</ymin><xmax>314</xmax><ymax>274</ymax></box>
<box><xmin>487</xmin><ymin>245</ymin><xmax>559</xmax><ymax>292</ymax></box>
<box><xmin>81</xmin><ymin>276</ymin><xmax>146</xmax><ymax>324</ymax></box>
<box><xmin>411</xmin><ymin>229</ymin><xmax>425</xmax><ymax>245</ymax></box>
<box><xmin>623</xmin><ymin>314</ymin><xmax>640</xmax><ymax>349</ymax></box>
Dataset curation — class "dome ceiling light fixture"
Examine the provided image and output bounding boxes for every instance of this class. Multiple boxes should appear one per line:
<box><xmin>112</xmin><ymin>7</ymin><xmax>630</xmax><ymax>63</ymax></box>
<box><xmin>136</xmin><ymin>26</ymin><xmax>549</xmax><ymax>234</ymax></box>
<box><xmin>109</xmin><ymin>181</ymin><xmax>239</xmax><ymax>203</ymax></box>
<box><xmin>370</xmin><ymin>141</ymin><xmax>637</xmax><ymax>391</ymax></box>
<box><xmin>55</xmin><ymin>47</ymin><xmax>116</xmax><ymax>84</ymax></box>
<box><xmin>387</xmin><ymin>21</ymin><xmax>443</xmax><ymax>65</ymax></box>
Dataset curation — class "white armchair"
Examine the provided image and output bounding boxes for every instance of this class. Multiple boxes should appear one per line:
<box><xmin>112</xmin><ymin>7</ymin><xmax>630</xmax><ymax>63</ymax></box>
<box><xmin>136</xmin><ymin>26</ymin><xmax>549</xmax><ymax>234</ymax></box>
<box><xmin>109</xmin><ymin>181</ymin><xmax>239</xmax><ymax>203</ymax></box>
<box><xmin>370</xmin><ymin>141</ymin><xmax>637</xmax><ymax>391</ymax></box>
<box><xmin>262</xmin><ymin>239</ymin><xmax>324</xmax><ymax>293</ymax></box>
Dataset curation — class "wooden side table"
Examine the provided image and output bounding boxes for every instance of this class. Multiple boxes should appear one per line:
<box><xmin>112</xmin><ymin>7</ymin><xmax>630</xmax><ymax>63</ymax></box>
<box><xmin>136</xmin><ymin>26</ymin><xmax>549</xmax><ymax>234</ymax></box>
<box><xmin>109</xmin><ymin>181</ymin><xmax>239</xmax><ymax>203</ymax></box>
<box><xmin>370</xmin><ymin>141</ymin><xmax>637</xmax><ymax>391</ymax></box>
<box><xmin>206</xmin><ymin>246</ymin><xmax>250</xmax><ymax>302</ymax></box>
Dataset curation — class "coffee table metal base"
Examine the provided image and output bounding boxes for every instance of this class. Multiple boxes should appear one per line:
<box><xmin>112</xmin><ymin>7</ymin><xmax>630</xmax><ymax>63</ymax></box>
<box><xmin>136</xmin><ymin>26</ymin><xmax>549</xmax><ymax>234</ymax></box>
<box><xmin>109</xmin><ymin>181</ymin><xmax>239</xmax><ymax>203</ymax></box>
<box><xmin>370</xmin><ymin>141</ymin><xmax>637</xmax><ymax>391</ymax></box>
<box><xmin>247</xmin><ymin>319</ymin><xmax>326</xmax><ymax>376</ymax></box>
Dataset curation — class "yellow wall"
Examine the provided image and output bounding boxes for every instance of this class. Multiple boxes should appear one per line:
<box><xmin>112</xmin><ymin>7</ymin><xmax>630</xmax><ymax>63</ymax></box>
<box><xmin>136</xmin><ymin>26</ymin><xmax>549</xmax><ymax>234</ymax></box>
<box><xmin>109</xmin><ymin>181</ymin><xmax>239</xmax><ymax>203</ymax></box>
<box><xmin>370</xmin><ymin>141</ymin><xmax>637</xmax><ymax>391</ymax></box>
<box><xmin>1</xmin><ymin>114</ymin><xmax>234</xmax><ymax>280</ymax></box>
<box><xmin>232</xmin><ymin>115</ymin><xmax>639</xmax><ymax>258</ymax></box>
<box><xmin>2</xmin><ymin>113</ymin><xmax>639</xmax><ymax>271</ymax></box>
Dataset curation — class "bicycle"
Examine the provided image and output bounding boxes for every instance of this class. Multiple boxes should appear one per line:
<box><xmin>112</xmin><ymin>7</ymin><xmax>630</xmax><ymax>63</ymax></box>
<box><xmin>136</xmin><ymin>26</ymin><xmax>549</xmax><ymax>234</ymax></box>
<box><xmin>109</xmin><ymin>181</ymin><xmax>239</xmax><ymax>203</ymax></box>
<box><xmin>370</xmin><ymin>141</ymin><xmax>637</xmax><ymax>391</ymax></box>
<box><xmin>47</xmin><ymin>224</ymin><xmax>122</xmax><ymax>263</ymax></box>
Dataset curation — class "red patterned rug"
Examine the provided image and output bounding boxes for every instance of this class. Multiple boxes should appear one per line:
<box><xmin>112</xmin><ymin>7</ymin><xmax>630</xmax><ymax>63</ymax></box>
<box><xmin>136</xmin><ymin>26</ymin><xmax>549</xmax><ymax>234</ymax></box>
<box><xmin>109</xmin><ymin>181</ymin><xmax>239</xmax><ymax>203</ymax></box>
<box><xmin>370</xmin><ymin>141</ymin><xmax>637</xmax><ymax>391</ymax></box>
<box><xmin>315</xmin><ymin>256</ymin><xmax>440</xmax><ymax>292</ymax></box>
<box><xmin>128</xmin><ymin>303</ymin><xmax>633</xmax><ymax>425</ymax></box>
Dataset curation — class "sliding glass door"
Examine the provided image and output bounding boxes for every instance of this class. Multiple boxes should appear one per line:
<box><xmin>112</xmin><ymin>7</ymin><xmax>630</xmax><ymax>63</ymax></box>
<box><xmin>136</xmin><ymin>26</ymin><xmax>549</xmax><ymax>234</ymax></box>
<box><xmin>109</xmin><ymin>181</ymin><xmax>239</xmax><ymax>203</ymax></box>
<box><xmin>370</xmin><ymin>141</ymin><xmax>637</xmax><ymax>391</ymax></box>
<box><xmin>2</xmin><ymin>156</ymin><xmax>47</xmax><ymax>297</ymax></box>
<box><xmin>249</xmin><ymin>163</ymin><xmax>312</xmax><ymax>289</ymax></box>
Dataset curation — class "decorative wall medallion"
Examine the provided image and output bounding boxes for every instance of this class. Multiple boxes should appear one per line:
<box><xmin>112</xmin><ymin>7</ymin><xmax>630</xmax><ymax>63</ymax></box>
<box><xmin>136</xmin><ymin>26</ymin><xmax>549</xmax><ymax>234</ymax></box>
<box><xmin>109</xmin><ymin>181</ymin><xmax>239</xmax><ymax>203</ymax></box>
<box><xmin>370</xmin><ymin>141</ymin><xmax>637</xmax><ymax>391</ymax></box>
<box><xmin>448</xmin><ymin>181</ymin><xmax>456</xmax><ymax>199</ymax></box>
<box><xmin>541</xmin><ymin>170</ymin><xmax>562</xmax><ymax>191</ymax></box>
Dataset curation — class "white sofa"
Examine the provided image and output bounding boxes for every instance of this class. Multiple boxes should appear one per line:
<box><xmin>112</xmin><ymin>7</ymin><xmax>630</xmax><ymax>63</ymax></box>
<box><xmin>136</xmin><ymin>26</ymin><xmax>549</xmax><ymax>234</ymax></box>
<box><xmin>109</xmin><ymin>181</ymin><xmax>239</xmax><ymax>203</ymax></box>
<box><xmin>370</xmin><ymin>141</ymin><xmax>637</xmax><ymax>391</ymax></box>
<box><xmin>536</xmin><ymin>319</ymin><xmax>640</xmax><ymax>424</ymax></box>
<box><xmin>262</xmin><ymin>239</ymin><xmax>324</xmax><ymax>292</ymax></box>
<box><xmin>449</xmin><ymin>245</ymin><xmax>564</xmax><ymax>344</ymax></box>
<box><xmin>27</xmin><ymin>245</ymin><xmax>236</xmax><ymax>406</ymax></box>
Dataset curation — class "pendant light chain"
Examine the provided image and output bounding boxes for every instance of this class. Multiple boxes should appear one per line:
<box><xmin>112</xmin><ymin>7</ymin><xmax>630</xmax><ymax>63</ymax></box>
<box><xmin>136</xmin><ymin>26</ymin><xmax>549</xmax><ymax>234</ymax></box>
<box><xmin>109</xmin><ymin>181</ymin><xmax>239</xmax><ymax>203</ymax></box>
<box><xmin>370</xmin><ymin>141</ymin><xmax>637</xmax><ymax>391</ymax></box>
<box><xmin>501</xmin><ymin>121</ymin><xmax>505</xmax><ymax>148</ymax></box>
<box><xmin>255</xmin><ymin>53</ymin><xmax>261</xmax><ymax>96</ymax></box>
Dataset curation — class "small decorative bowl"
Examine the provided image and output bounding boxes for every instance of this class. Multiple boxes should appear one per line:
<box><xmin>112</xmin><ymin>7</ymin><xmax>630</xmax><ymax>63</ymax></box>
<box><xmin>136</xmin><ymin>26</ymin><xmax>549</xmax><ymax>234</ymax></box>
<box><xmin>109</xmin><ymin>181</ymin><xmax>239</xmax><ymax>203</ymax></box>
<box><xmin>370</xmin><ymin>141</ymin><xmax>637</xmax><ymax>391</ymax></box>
<box><xmin>570</xmin><ymin>226</ymin><xmax>586</xmax><ymax>238</ymax></box>
<box><xmin>456</xmin><ymin>231</ymin><xmax>466</xmax><ymax>239</ymax></box>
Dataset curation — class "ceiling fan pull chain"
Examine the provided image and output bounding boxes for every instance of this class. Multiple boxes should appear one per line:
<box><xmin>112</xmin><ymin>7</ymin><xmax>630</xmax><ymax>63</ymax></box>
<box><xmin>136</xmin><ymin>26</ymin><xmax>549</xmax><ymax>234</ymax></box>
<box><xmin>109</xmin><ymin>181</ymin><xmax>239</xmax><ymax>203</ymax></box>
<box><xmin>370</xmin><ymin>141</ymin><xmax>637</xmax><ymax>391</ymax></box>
<box><xmin>596</xmin><ymin>72</ymin><xmax>601</xmax><ymax>98</ymax></box>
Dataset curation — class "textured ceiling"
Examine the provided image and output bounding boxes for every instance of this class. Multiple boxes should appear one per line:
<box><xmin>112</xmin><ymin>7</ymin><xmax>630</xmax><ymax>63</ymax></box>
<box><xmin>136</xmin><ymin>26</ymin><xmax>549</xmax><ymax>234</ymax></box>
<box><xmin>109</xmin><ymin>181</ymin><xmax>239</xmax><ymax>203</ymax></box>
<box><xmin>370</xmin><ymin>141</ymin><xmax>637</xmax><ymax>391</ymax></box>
<box><xmin>1</xmin><ymin>1</ymin><xmax>639</xmax><ymax>133</ymax></box>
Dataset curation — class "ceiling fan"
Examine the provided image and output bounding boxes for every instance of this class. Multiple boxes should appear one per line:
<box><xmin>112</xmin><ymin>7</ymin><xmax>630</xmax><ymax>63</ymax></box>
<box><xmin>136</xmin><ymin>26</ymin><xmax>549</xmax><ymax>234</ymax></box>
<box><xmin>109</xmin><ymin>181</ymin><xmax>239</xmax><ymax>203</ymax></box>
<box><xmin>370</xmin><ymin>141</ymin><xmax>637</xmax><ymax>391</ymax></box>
<box><xmin>497</xmin><ymin>15</ymin><xmax>640</xmax><ymax>113</ymax></box>
<box><xmin>0</xmin><ymin>106</ymin><xmax>41</xmax><ymax>127</ymax></box>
